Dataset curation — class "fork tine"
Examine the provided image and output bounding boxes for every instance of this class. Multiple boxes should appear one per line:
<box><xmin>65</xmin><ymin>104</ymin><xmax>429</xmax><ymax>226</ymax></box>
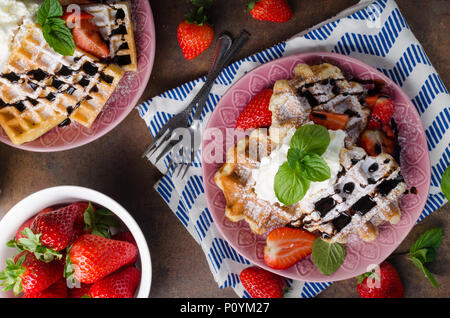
<box><xmin>155</xmin><ymin>137</ymin><xmax>182</xmax><ymax>164</ymax></box>
<box><xmin>180</xmin><ymin>147</ymin><xmax>196</xmax><ymax>178</ymax></box>
<box><xmin>147</xmin><ymin>129</ymin><xmax>174</xmax><ymax>159</ymax></box>
<box><xmin>142</xmin><ymin>125</ymin><xmax>172</xmax><ymax>158</ymax></box>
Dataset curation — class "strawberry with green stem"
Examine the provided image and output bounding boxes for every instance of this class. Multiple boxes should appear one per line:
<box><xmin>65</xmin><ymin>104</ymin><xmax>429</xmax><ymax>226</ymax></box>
<box><xmin>235</xmin><ymin>88</ymin><xmax>273</xmax><ymax>131</ymax></box>
<box><xmin>177</xmin><ymin>0</ymin><xmax>215</xmax><ymax>60</ymax></box>
<box><xmin>357</xmin><ymin>261</ymin><xmax>404</xmax><ymax>298</ymax></box>
<box><xmin>23</xmin><ymin>277</ymin><xmax>68</xmax><ymax>298</ymax></box>
<box><xmin>65</xmin><ymin>234</ymin><xmax>138</xmax><ymax>284</ymax></box>
<box><xmin>0</xmin><ymin>251</ymin><xmax>64</xmax><ymax>295</ymax></box>
<box><xmin>247</xmin><ymin>0</ymin><xmax>292</xmax><ymax>23</ymax></box>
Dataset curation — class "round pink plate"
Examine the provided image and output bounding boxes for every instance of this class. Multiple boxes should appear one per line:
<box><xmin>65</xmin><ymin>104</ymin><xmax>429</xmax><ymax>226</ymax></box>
<box><xmin>201</xmin><ymin>52</ymin><xmax>431</xmax><ymax>282</ymax></box>
<box><xmin>0</xmin><ymin>0</ymin><xmax>156</xmax><ymax>152</ymax></box>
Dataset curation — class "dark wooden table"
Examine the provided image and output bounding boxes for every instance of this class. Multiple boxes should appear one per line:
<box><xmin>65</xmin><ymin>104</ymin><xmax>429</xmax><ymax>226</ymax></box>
<box><xmin>0</xmin><ymin>0</ymin><xmax>448</xmax><ymax>298</ymax></box>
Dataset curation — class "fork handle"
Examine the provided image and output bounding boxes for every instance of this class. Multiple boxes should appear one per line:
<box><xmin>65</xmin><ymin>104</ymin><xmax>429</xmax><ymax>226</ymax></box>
<box><xmin>192</xmin><ymin>30</ymin><xmax>250</xmax><ymax>121</ymax></box>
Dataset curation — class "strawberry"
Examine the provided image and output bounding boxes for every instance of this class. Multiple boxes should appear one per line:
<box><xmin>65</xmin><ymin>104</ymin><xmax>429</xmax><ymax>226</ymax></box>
<box><xmin>72</xmin><ymin>20</ymin><xmax>109</xmax><ymax>59</ymax></box>
<box><xmin>0</xmin><ymin>251</ymin><xmax>64</xmax><ymax>295</ymax></box>
<box><xmin>264</xmin><ymin>227</ymin><xmax>316</xmax><ymax>269</ymax></box>
<box><xmin>177</xmin><ymin>0</ymin><xmax>214</xmax><ymax>60</ymax></box>
<box><xmin>30</xmin><ymin>203</ymin><xmax>87</xmax><ymax>251</ymax></box>
<box><xmin>248</xmin><ymin>0</ymin><xmax>292</xmax><ymax>23</ymax></box>
<box><xmin>15</xmin><ymin>208</ymin><xmax>53</xmax><ymax>242</ymax></box>
<box><xmin>68</xmin><ymin>283</ymin><xmax>91</xmax><ymax>298</ymax></box>
<box><xmin>235</xmin><ymin>88</ymin><xmax>273</xmax><ymax>130</ymax></box>
<box><xmin>309</xmin><ymin>111</ymin><xmax>349</xmax><ymax>130</ymax></box>
<box><xmin>23</xmin><ymin>278</ymin><xmax>68</xmax><ymax>298</ymax></box>
<box><xmin>359</xmin><ymin>129</ymin><xmax>395</xmax><ymax>156</ymax></box>
<box><xmin>112</xmin><ymin>231</ymin><xmax>137</xmax><ymax>246</ymax></box>
<box><xmin>367</xmin><ymin>96</ymin><xmax>395</xmax><ymax>130</ymax></box>
<box><xmin>240</xmin><ymin>266</ymin><xmax>286</xmax><ymax>298</ymax></box>
<box><xmin>62</xmin><ymin>11</ymin><xmax>94</xmax><ymax>26</ymax></box>
<box><xmin>88</xmin><ymin>266</ymin><xmax>141</xmax><ymax>298</ymax></box>
<box><xmin>357</xmin><ymin>261</ymin><xmax>404</xmax><ymax>298</ymax></box>
<box><xmin>67</xmin><ymin>234</ymin><xmax>138</xmax><ymax>284</ymax></box>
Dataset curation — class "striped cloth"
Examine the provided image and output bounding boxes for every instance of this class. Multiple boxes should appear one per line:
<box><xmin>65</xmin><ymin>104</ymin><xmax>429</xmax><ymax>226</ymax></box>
<box><xmin>137</xmin><ymin>0</ymin><xmax>449</xmax><ymax>298</ymax></box>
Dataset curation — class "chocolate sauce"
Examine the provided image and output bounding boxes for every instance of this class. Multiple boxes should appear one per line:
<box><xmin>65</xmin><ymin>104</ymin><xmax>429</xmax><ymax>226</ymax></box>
<box><xmin>82</xmin><ymin>62</ymin><xmax>99</xmax><ymax>76</ymax></box>
<box><xmin>58</xmin><ymin>118</ymin><xmax>71</xmax><ymax>127</ymax></box>
<box><xmin>2</xmin><ymin>72</ymin><xmax>21</xmax><ymax>82</ymax></box>
<box><xmin>78</xmin><ymin>76</ymin><xmax>90</xmax><ymax>88</ymax></box>
<box><xmin>376</xmin><ymin>176</ymin><xmax>404</xmax><ymax>197</ymax></box>
<box><xmin>115</xmin><ymin>8</ymin><xmax>126</xmax><ymax>20</ymax></box>
<box><xmin>28</xmin><ymin>69</ymin><xmax>48</xmax><ymax>81</ymax></box>
<box><xmin>299</xmin><ymin>90</ymin><xmax>319</xmax><ymax>107</ymax></box>
<box><xmin>111</xmin><ymin>24</ymin><xmax>127</xmax><ymax>35</ymax></box>
<box><xmin>343</xmin><ymin>182</ymin><xmax>355</xmax><ymax>194</ymax></box>
<box><xmin>114</xmin><ymin>54</ymin><xmax>131</xmax><ymax>66</ymax></box>
<box><xmin>350</xmin><ymin>195</ymin><xmax>377</xmax><ymax>216</ymax></box>
<box><xmin>332</xmin><ymin>213</ymin><xmax>351</xmax><ymax>232</ymax></box>
<box><xmin>314</xmin><ymin>197</ymin><xmax>336</xmax><ymax>217</ymax></box>
<box><xmin>368</xmin><ymin>163</ymin><xmax>379</xmax><ymax>173</ymax></box>
<box><xmin>100</xmin><ymin>72</ymin><xmax>114</xmax><ymax>84</ymax></box>
<box><xmin>57</xmin><ymin>65</ymin><xmax>73</xmax><ymax>77</ymax></box>
<box><xmin>46</xmin><ymin>93</ymin><xmax>56</xmax><ymax>102</ymax></box>
<box><xmin>51</xmin><ymin>78</ymin><xmax>65</xmax><ymax>90</ymax></box>
<box><xmin>410</xmin><ymin>187</ymin><xmax>418</xmax><ymax>194</ymax></box>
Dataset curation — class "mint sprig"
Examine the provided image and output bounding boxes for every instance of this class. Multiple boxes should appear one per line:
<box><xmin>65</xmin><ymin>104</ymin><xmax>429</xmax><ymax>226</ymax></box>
<box><xmin>38</xmin><ymin>0</ymin><xmax>75</xmax><ymax>56</ymax></box>
<box><xmin>408</xmin><ymin>228</ymin><xmax>443</xmax><ymax>288</ymax></box>
<box><xmin>311</xmin><ymin>238</ymin><xmax>346</xmax><ymax>276</ymax></box>
<box><xmin>441</xmin><ymin>166</ymin><xmax>450</xmax><ymax>201</ymax></box>
<box><xmin>274</xmin><ymin>124</ymin><xmax>331</xmax><ymax>205</ymax></box>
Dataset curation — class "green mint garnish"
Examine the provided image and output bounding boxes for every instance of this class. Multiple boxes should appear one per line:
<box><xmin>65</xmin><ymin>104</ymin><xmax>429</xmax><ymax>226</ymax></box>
<box><xmin>311</xmin><ymin>238</ymin><xmax>346</xmax><ymax>276</ymax></box>
<box><xmin>408</xmin><ymin>228</ymin><xmax>443</xmax><ymax>288</ymax></box>
<box><xmin>38</xmin><ymin>0</ymin><xmax>75</xmax><ymax>56</ymax></box>
<box><xmin>441</xmin><ymin>166</ymin><xmax>450</xmax><ymax>201</ymax></box>
<box><xmin>274</xmin><ymin>124</ymin><xmax>331</xmax><ymax>206</ymax></box>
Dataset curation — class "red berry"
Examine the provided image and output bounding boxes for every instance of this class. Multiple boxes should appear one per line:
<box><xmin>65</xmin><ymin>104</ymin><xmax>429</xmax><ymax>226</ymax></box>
<box><xmin>357</xmin><ymin>261</ymin><xmax>404</xmax><ymax>298</ymax></box>
<box><xmin>264</xmin><ymin>227</ymin><xmax>316</xmax><ymax>269</ymax></box>
<box><xmin>68</xmin><ymin>234</ymin><xmax>138</xmax><ymax>284</ymax></box>
<box><xmin>72</xmin><ymin>20</ymin><xmax>109</xmax><ymax>59</ymax></box>
<box><xmin>23</xmin><ymin>278</ymin><xmax>68</xmax><ymax>298</ymax></box>
<box><xmin>359</xmin><ymin>129</ymin><xmax>395</xmax><ymax>157</ymax></box>
<box><xmin>88</xmin><ymin>266</ymin><xmax>141</xmax><ymax>298</ymax></box>
<box><xmin>177</xmin><ymin>20</ymin><xmax>214</xmax><ymax>60</ymax></box>
<box><xmin>248</xmin><ymin>0</ymin><xmax>293</xmax><ymax>23</ymax></box>
<box><xmin>15</xmin><ymin>208</ymin><xmax>53</xmax><ymax>242</ymax></box>
<box><xmin>235</xmin><ymin>88</ymin><xmax>273</xmax><ymax>131</ymax></box>
<box><xmin>367</xmin><ymin>96</ymin><xmax>395</xmax><ymax>130</ymax></box>
<box><xmin>240</xmin><ymin>266</ymin><xmax>285</xmax><ymax>298</ymax></box>
<box><xmin>68</xmin><ymin>283</ymin><xmax>91</xmax><ymax>298</ymax></box>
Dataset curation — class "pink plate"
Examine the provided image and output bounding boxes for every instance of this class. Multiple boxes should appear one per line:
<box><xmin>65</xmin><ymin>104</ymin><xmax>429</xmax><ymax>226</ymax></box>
<box><xmin>201</xmin><ymin>52</ymin><xmax>431</xmax><ymax>282</ymax></box>
<box><xmin>0</xmin><ymin>0</ymin><xmax>156</xmax><ymax>152</ymax></box>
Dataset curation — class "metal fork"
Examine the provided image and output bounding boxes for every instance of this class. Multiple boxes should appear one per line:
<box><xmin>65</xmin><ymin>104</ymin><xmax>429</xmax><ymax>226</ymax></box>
<box><xmin>143</xmin><ymin>31</ymin><xmax>250</xmax><ymax>177</ymax></box>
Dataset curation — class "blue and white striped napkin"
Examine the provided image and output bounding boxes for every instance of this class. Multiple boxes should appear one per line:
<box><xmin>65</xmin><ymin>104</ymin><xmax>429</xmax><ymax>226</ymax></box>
<box><xmin>137</xmin><ymin>0</ymin><xmax>449</xmax><ymax>298</ymax></box>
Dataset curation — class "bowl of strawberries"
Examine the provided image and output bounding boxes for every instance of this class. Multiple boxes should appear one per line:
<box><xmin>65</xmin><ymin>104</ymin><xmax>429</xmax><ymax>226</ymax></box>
<box><xmin>0</xmin><ymin>186</ymin><xmax>151</xmax><ymax>298</ymax></box>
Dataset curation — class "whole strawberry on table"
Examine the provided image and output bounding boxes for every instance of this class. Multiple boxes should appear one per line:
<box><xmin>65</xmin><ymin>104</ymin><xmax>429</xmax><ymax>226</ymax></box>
<box><xmin>0</xmin><ymin>202</ymin><xmax>141</xmax><ymax>298</ymax></box>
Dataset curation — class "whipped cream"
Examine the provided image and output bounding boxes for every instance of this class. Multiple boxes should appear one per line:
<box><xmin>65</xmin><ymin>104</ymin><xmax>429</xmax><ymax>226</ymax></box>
<box><xmin>0</xmin><ymin>0</ymin><xmax>41</xmax><ymax>72</ymax></box>
<box><xmin>252</xmin><ymin>127</ymin><xmax>347</xmax><ymax>206</ymax></box>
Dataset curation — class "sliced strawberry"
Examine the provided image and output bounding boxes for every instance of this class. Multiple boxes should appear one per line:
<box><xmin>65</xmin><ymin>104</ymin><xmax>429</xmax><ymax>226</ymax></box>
<box><xmin>235</xmin><ymin>88</ymin><xmax>273</xmax><ymax>131</ymax></box>
<box><xmin>359</xmin><ymin>129</ymin><xmax>395</xmax><ymax>156</ymax></box>
<box><xmin>264</xmin><ymin>227</ymin><xmax>316</xmax><ymax>269</ymax></box>
<box><xmin>62</xmin><ymin>11</ymin><xmax>94</xmax><ymax>26</ymax></box>
<box><xmin>309</xmin><ymin>111</ymin><xmax>349</xmax><ymax>130</ymax></box>
<box><xmin>72</xmin><ymin>20</ymin><xmax>109</xmax><ymax>59</ymax></box>
<box><xmin>367</xmin><ymin>96</ymin><xmax>395</xmax><ymax>130</ymax></box>
<box><xmin>365</xmin><ymin>94</ymin><xmax>380</xmax><ymax>108</ymax></box>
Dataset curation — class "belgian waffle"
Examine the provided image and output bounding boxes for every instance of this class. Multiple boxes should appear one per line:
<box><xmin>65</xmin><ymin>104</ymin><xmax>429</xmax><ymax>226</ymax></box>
<box><xmin>0</xmin><ymin>23</ymin><xmax>124</xmax><ymax>144</ymax></box>
<box><xmin>269</xmin><ymin>63</ymin><xmax>370</xmax><ymax>147</ymax></box>
<box><xmin>80</xmin><ymin>1</ymin><xmax>137</xmax><ymax>72</ymax></box>
<box><xmin>215</xmin><ymin>62</ymin><xmax>406</xmax><ymax>243</ymax></box>
<box><xmin>291</xmin><ymin>147</ymin><xmax>406</xmax><ymax>243</ymax></box>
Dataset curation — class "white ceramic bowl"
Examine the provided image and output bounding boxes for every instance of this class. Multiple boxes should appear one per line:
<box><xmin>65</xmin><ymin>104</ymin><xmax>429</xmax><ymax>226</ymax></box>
<box><xmin>0</xmin><ymin>186</ymin><xmax>152</xmax><ymax>298</ymax></box>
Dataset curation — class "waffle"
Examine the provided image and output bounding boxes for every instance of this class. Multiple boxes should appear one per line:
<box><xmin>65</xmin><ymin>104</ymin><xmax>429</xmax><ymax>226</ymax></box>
<box><xmin>215</xmin><ymin>130</ymin><xmax>297</xmax><ymax>235</ymax></box>
<box><xmin>79</xmin><ymin>1</ymin><xmax>137</xmax><ymax>72</ymax></box>
<box><xmin>291</xmin><ymin>147</ymin><xmax>406</xmax><ymax>243</ymax></box>
<box><xmin>215</xmin><ymin>62</ymin><xmax>406</xmax><ymax>243</ymax></box>
<box><xmin>269</xmin><ymin>63</ymin><xmax>370</xmax><ymax>147</ymax></box>
<box><xmin>0</xmin><ymin>23</ymin><xmax>124</xmax><ymax>144</ymax></box>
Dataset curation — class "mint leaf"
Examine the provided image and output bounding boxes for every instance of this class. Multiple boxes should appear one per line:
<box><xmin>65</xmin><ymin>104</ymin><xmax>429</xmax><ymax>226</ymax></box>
<box><xmin>299</xmin><ymin>153</ymin><xmax>331</xmax><ymax>182</ymax></box>
<box><xmin>274</xmin><ymin>162</ymin><xmax>310</xmax><ymax>205</ymax></box>
<box><xmin>410</xmin><ymin>256</ymin><xmax>439</xmax><ymax>289</ymax></box>
<box><xmin>42</xmin><ymin>18</ymin><xmax>75</xmax><ymax>56</ymax></box>
<box><xmin>312</xmin><ymin>238</ymin><xmax>346</xmax><ymax>276</ymax></box>
<box><xmin>441</xmin><ymin>166</ymin><xmax>450</xmax><ymax>200</ymax></box>
<box><xmin>410</xmin><ymin>228</ymin><xmax>443</xmax><ymax>257</ymax></box>
<box><xmin>37</xmin><ymin>0</ymin><xmax>63</xmax><ymax>26</ymax></box>
<box><xmin>290</xmin><ymin>124</ymin><xmax>330</xmax><ymax>155</ymax></box>
<box><xmin>287</xmin><ymin>148</ymin><xmax>306</xmax><ymax>171</ymax></box>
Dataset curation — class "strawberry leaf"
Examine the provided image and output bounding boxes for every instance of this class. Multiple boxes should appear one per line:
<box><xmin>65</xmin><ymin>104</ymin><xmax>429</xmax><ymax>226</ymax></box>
<box><xmin>84</xmin><ymin>204</ymin><xmax>120</xmax><ymax>239</ymax></box>
<box><xmin>13</xmin><ymin>228</ymin><xmax>62</xmax><ymax>262</ymax></box>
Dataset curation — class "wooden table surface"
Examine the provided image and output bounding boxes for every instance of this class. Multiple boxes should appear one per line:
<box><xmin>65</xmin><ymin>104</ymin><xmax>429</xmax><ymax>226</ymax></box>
<box><xmin>0</xmin><ymin>0</ymin><xmax>449</xmax><ymax>298</ymax></box>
